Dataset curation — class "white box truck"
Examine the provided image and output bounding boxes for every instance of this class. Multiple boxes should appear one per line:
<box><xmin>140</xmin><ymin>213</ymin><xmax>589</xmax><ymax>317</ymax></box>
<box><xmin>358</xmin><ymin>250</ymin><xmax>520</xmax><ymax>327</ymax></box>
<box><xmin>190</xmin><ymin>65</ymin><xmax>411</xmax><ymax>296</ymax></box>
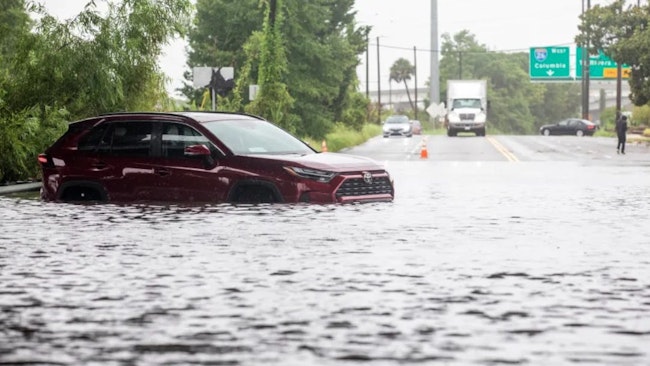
<box><xmin>444</xmin><ymin>80</ymin><xmax>488</xmax><ymax>136</ymax></box>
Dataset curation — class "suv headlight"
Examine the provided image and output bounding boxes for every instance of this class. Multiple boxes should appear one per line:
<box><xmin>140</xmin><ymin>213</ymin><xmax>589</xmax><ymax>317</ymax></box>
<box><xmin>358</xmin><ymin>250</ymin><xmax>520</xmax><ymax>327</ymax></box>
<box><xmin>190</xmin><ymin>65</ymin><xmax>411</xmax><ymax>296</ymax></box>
<box><xmin>284</xmin><ymin>166</ymin><xmax>337</xmax><ymax>183</ymax></box>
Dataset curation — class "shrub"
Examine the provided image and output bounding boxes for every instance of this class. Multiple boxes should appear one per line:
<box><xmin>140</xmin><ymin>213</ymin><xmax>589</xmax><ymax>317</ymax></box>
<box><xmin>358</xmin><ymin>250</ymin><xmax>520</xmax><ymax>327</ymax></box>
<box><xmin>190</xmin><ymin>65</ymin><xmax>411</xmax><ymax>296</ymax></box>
<box><xmin>0</xmin><ymin>104</ymin><xmax>68</xmax><ymax>182</ymax></box>
<box><xmin>304</xmin><ymin>123</ymin><xmax>381</xmax><ymax>152</ymax></box>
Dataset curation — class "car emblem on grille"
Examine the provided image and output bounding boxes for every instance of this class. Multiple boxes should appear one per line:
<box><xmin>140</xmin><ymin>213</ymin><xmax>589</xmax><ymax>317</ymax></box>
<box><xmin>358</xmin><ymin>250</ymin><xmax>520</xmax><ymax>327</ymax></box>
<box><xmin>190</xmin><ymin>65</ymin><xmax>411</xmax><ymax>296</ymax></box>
<box><xmin>363</xmin><ymin>171</ymin><xmax>373</xmax><ymax>184</ymax></box>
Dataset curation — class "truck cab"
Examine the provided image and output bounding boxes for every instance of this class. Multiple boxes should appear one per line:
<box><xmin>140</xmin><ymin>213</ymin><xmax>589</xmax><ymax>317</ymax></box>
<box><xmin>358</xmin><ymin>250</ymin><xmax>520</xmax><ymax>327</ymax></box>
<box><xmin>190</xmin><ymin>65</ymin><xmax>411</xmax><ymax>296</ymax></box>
<box><xmin>445</xmin><ymin>80</ymin><xmax>488</xmax><ymax>137</ymax></box>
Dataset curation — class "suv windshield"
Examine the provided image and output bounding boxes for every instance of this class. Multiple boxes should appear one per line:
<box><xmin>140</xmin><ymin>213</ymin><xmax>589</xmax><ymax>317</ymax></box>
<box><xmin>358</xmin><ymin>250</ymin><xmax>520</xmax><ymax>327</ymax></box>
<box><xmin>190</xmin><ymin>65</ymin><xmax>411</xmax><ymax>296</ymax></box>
<box><xmin>204</xmin><ymin>119</ymin><xmax>314</xmax><ymax>155</ymax></box>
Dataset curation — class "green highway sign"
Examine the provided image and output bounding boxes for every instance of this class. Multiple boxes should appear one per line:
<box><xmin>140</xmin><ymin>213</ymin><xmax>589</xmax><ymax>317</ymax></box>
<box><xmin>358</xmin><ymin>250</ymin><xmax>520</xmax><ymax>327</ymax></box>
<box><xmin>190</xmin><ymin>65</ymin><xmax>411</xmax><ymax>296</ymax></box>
<box><xmin>576</xmin><ymin>48</ymin><xmax>629</xmax><ymax>79</ymax></box>
<box><xmin>529</xmin><ymin>46</ymin><xmax>571</xmax><ymax>80</ymax></box>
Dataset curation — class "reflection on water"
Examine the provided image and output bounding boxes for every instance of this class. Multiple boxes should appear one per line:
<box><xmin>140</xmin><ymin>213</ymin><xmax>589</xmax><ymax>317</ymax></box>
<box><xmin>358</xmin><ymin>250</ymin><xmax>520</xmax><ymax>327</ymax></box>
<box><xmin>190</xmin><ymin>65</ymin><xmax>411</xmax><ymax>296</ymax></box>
<box><xmin>1</xmin><ymin>162</ymin><xmax>649</xmax><ymax>365</ymax></box>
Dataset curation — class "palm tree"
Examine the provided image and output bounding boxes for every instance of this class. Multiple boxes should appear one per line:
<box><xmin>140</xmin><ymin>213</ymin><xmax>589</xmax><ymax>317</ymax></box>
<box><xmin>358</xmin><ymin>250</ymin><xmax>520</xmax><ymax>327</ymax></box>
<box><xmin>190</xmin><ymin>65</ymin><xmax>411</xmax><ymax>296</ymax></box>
<box><xmin>389</xmin><ymin>58</ymin><xmax>416</xmax><ymax>112</ymax></box>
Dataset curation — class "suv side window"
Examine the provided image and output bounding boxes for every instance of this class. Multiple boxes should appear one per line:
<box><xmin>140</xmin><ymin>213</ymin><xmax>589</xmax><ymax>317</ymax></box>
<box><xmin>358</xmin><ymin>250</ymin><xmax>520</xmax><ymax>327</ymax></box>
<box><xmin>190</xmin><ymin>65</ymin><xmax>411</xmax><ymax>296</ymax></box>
<box><xmin>161</xmin><ymin>122</ymin><xmax>215</xmax><ymax>158</ymax></box>
<box><xmin>78</xmin><ymin>124</ymin><xmax>110</xmax><ymax>151</ymax></box>
<box><xmin>96</xmin><ymin>122</ymin><xmax>153</xmax><ymax>157</ymax></box>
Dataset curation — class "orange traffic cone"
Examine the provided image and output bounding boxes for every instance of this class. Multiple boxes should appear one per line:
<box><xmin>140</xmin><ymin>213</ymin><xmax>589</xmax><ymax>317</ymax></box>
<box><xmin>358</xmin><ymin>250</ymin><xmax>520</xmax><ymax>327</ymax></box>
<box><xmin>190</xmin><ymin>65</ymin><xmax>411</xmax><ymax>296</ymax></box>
<box><xmin>420</xmin><ymin>140</ymin><xmax>428</xmax><ymax>159</ymax></box>
<box><xmin>321</xmin><ymin>140</ymin><xmax>328</xmax><ymax>152</ymax></box>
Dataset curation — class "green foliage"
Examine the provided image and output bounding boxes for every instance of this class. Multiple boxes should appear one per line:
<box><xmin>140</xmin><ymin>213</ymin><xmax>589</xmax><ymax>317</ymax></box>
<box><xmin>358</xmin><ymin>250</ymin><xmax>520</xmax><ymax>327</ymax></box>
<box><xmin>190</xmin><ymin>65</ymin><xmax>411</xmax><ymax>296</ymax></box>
<box><xmin>599</xmin><ymin>107</ymin><xmax>619</xmax><ymax>132</ymax></box>
<box><xmin>389</xmin><ymin>58</ymin><xmax>416</xmax><ymax>112</ymax></box>
<box><xmin>304</xmin><ymin>123</ymin><xmax>381</xmax><ymax>152</ymax></box>
<box><xmin>4</xmin><ymin>0</ymin><xmax>192</xmax><ymax>120</ymax></box>
<box><xmin>0</xmin><ymin>100</ymin><xmax>68</xmax><ymax>182</ymax></box>
<box><xmin>340</xmin><ymin>91</ymin><xmax>369</xmax><ymax>131</ymax></box>
<box><xmin>0</xmin><ymin>0</ymin><xmax>192</xmax><ymax>181</ymax></box>
<box><xmin>0</xmin><ymin>0</ymin><xmax>31</xmax><ymax>65</ymax></box>
<box><xmin>186</xmin><ymin>0</ymin><xmax>369</xmax><ymax>139</ymax></box>
<box><xmin>245</xmin><ymin>0</ymin><xmax>295</xmax><ymax>132</ymax></box>
<box><xmin>281</xmin><ymin>0</ymin><xmax>367</xmax><ymax>138</ymax></box>
<box><xmin>631</xmin><ymin>104</ymin><xmax>650</xmax><ymax>126</ymax></box>
<box><xmin>579</xmin><ymin>1</ymin><xmax>650</xmax><ymax>106</ymax></box>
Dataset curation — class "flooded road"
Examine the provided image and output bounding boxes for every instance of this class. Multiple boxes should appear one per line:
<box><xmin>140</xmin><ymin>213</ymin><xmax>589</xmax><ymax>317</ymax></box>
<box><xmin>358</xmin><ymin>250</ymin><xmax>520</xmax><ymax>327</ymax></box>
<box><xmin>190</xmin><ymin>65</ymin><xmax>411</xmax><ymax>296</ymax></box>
<box><xmin>2</xmin><ymin>136</ymin><xmax>650</xmax><ymax>365</ymax></box>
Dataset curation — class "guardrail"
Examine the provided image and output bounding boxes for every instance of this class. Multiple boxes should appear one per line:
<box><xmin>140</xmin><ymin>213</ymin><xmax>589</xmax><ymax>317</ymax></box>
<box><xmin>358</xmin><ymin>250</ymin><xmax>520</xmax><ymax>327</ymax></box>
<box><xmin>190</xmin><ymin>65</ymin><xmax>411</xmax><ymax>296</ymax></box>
<box><xmin>0</xmin><ymin>182</ymin><xmax>41</xmax><ymax>195</ymax></box>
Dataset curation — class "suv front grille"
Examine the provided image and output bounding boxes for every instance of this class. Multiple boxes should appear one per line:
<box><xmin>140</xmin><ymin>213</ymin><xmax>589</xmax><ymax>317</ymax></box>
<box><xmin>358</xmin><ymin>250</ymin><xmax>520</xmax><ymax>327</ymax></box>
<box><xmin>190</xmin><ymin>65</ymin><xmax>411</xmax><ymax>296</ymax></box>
<box><xmin>335</xmin><ymin>176</ymin><xmax>393</xmax><ymax>198</ymax></box>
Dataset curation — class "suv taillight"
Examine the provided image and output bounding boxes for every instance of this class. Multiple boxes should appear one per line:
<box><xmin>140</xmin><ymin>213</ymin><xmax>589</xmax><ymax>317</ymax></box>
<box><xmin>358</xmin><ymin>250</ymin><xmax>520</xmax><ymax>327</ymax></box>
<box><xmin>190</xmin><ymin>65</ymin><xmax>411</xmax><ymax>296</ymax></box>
<box><xmin>38</xmin><ymin>153</ymin><xmax>54</xmax><ymax>168</ymax></box>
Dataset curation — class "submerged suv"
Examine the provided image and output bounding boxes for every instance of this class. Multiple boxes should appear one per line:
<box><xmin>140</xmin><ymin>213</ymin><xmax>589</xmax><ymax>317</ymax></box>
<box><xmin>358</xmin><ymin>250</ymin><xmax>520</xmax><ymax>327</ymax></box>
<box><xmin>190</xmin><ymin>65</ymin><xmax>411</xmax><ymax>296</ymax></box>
<box><xmin>38</xmin><ymin>112</ymin><xmax>394</xmax><ymax>204</ymax></box>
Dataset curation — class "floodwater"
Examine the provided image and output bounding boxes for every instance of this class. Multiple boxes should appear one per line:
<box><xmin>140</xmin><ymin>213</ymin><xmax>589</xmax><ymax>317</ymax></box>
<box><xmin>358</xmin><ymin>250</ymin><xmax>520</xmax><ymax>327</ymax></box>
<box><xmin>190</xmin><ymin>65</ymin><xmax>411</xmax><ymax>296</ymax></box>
<box><xmin>1</xmin><ymin>161</ymin><xmax>649</xmax><ymax>365</ymax></box>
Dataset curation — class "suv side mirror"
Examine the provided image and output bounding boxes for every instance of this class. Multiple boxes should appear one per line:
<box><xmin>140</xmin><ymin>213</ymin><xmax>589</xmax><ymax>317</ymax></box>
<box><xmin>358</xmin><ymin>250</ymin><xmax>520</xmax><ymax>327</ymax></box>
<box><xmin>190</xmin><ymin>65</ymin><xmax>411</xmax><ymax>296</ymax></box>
<box><xmin>185</xmin><ymin>144</ymin><xmax>214</xmax><ymax>167</ymax></box>
<box><xmin>184</xmin><ymin>144</ymin><xmax>211</xmax><ymax>156</ymax></box>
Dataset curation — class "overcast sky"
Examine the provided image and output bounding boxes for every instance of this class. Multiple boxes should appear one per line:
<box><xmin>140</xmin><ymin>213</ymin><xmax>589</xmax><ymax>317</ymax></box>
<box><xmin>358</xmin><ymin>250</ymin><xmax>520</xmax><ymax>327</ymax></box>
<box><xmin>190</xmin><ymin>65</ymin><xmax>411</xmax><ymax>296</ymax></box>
<box><xmin>40</xmin><ymin>0</ymin><xmax>622</xmax><ymax>98</ymax></box>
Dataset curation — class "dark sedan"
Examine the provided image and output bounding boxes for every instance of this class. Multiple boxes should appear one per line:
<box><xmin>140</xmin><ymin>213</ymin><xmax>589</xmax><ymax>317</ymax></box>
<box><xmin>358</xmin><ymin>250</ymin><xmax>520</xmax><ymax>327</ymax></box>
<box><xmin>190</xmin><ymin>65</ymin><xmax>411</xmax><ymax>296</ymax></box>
<box><xmin>539</xmin><ymin>118</ymin><xmax>598</xmax><ymax>137</ymax></box>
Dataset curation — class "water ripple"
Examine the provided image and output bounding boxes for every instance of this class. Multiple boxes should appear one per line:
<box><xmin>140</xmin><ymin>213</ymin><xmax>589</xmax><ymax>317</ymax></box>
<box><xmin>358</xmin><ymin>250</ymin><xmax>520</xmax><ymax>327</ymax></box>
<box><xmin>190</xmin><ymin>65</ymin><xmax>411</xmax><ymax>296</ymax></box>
<box><xmin>2</xmin><ymin>162</ymin><xmax>650</xmax><ymax>365</ymax></box>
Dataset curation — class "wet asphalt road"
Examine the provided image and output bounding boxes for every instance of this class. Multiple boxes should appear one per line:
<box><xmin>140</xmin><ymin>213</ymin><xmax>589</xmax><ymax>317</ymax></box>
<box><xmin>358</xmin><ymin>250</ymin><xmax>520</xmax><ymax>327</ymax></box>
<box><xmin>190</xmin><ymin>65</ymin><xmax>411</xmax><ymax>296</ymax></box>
<box><xmin>1</xmin><ymin>134</ymin><xmax>650</xmax><ymax>365</ymax></box>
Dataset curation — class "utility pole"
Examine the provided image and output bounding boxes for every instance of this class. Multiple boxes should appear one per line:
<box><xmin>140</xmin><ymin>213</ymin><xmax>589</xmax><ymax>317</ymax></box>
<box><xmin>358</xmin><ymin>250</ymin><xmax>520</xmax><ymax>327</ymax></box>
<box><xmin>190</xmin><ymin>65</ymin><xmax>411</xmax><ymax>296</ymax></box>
<box><xmin>616</xmin><ymin>61</ymin><xmax>622</xmax><ymax>118</ymax></box>
<box><xmin>377</xmin><ymin>37</ymin><xmax>381</xmax><ymax>124</ymax></box>
<box><xmin>430</xmin><ymin>0</ymin><xmax>439</xmax><ymax>105</ymax></box>
<box><xmin>616</xmin><ymin>0</ymin><xmax>628</xmax><ymax>116</ymax></box>
<box><xmin>388</xmin><ymin>79</ymin><xmax>392</xmax><ymax>109</ymax></box>
<box><xmin>365</xmin><ymin>33</ymin><xmax>369</xmax><ymax>100</ymax></box>
<box><xmin>414</xmin><ymin>46</ymin><xmax>418</xmax><ymax>120</ymax></box>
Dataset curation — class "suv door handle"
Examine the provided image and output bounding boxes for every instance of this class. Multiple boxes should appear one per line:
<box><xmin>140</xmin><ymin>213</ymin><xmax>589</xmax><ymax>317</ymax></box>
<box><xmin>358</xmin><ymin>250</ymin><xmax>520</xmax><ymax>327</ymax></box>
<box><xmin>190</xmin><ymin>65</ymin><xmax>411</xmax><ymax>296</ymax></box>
<box><xmin>91</xmin><ymin>161</ymin><xmax>108</xmax><ymax>170</ymax></box>
<box><xmin>155</xmin><ymin>168</ymin><xmax>171</xmax><ymax>177</ymax></box>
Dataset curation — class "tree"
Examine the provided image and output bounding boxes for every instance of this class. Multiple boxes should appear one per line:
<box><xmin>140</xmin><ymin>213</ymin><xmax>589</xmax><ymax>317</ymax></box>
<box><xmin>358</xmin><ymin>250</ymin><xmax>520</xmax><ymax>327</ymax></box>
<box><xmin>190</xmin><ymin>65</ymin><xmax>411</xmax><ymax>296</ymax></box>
<box><xmin>389</xmin><ymin>58</ymin><xmax>415</xmax><ymax>112</ymax></box>
<box><xmin>182</xmin><ymin>0</ymin><xmax>264</xmax><ymax>101</ymax></box>
<box><xmin>0</xmin><ymin>0</ymin><xmax>30</xmax><ymax>64</ymax></box>
<box><xmin>5</xmin><ymin>0</ymin><xmax>193</xmax><ymax>119</ymax></box>
<box><xmin>185</xmin><ymin>0</ymin><xmax>369</xmax><ymax>139</ymax></box>
<box><xmin>578</xmin><ymin>0</ymin><xmax>650</xmax><ymax>105</ymax></box>
<box><xmin>280</xmin><ymin>0</ymin><xmax>368</xmax><ymax>138</ymax></box>
<box><xmin>0</xmin><ymin>0</ymin><xmax>193</xmax><ymax>182</ymax></box>
<box><xmin>245</xmin><ymin>0</ymin><xmax>295</xmax><ymax>131</ymax></box>
<box><xmin>0</xmin><ymin>0</ymin><xmax>66</xmax><ymax>182</ymax></box>
<box><xmin>439</xmin><ymin>31</ymin><xmax>492</xmax><ymax>81</ymax></box>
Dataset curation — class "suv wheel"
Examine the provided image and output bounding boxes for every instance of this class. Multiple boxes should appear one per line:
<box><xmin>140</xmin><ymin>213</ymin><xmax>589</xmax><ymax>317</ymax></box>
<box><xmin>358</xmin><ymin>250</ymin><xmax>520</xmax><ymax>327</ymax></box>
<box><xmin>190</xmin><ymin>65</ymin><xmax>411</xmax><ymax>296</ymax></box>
<box><xmin>60</xmin><ymin>185</ymin><xmax>105</xmax><ymax>202</ymax></box>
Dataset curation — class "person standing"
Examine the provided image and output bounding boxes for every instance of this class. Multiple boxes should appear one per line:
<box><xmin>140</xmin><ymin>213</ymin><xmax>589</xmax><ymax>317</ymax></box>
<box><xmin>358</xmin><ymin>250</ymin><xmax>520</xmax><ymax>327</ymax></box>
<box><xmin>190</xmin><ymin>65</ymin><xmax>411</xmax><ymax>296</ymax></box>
<box><xmin>616</xmin><ymin>115</ymin><xmax>628</xmax><ymax>154</ymax></box>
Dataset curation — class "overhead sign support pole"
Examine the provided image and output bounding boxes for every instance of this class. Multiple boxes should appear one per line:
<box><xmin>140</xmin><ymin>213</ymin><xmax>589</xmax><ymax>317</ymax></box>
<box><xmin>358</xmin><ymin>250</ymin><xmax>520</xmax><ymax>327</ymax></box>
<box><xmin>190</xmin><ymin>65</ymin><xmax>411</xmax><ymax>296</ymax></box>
<box><xmin>581</xmin><ymin>0</ymin><xmax>591</xmax><ymax>120</ymax></box>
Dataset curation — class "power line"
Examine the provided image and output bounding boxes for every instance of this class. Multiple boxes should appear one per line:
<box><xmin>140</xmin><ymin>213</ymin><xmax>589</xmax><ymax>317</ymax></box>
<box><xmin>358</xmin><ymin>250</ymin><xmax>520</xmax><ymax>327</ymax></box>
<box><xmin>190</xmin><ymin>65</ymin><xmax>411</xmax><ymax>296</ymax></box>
<box><xmin>367</xmin><ymin>41</ymin><xmax>576</xmax><ymax>54</ymax></box>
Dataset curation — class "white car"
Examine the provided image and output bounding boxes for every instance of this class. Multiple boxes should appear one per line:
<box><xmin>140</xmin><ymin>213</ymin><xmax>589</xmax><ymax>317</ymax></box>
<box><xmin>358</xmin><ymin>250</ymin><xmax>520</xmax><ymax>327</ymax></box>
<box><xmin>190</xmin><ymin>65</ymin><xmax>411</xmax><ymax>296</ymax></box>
<box><xmin>382</xmin><ymin>115</ymin><xmax>412</xmax><ymax>138</ymax></box>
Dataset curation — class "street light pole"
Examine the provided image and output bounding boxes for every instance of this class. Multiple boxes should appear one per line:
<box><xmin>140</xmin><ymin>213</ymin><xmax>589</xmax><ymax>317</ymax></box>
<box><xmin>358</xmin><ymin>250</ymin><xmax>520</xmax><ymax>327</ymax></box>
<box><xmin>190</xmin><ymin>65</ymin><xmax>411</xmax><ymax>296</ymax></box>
<box><xmin>430</xmin><ymin>0</ymin><xmax>439</xmax><ymax>105</ymax></box>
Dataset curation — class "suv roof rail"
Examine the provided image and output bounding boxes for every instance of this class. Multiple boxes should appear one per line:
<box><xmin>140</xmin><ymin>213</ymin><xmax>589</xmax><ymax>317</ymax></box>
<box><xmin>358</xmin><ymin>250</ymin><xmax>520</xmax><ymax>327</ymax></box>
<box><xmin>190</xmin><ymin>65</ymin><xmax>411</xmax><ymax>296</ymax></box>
<box><xmin>96</xmin><ymin>110</ymin><xmax>266</xmax><ymax>121</ymax></box>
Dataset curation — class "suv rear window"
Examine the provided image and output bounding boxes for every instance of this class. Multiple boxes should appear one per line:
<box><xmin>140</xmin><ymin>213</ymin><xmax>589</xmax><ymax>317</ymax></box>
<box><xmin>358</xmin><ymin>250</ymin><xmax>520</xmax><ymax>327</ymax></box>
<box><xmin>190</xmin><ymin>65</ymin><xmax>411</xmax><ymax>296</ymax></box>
<box><xmin>78</xmin><ymin>122</ymin><xmax>153</xmax><ymax>157</ymax></box>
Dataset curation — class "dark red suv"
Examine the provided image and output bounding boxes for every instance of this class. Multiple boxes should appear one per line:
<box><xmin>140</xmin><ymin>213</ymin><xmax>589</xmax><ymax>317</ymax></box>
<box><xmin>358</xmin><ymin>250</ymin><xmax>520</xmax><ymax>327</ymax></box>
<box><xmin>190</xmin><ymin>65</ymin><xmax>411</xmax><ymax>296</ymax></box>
<box><xmin>38</xmin><ymin>112</ymin><xmax>394</xmax><ymax>204</ymax></box>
